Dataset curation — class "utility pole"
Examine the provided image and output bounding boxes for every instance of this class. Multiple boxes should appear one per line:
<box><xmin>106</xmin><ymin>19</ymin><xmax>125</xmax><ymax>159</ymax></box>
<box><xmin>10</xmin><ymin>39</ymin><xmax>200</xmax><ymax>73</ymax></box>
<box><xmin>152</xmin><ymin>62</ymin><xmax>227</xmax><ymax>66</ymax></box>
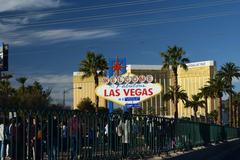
<box><xmin>63</xmin><ymin>87</ymin><xmax>82</xmax><ymax>108</ymax></box>
<box><xmin>63</xmin><ymin>89</ymin><xmax>66</xmax><ymax>107</ymax></box>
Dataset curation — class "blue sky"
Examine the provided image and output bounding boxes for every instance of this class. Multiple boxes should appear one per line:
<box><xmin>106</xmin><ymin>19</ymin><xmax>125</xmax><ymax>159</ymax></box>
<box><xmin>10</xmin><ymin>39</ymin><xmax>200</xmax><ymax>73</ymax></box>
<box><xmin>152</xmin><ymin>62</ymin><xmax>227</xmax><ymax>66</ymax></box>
<box><xmin>1</xmin><ymin>0</ymin><xmax>240</xmax><ymax>105</ymax></box>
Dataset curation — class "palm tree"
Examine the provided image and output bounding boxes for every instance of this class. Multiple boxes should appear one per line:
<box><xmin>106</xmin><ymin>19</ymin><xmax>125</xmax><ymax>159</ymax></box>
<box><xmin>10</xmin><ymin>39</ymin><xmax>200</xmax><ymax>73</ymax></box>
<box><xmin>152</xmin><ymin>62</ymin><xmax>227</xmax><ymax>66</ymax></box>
<box><xmin>16</xmin><ymin>77</ymin><xmax>27</xmax><ymax>93</ymax></box>
<box><xmin>163</xmin><ymin>85</ymin><xmax>188</xmax><ymax>116</ymax></box>
<box><xmin>198</xmin><ymin>85</ymin><xmax>213</xmax><ymax>122</ymax></box>
<box><xmin>79</xmin><ymin>51</ymin><xmax>108</xmax><ymax>112</ymax></box>
<box><xmin>232</xmin><ymin>92</ymin><xmax>240</xmax><ymax>127</ymax></box>
<box><xmin>1</xmin><ymin>73</ymin><xmax>13</xmax><ymax>81</ymax></box>
<box><xmin>218</xmin><ymin>62</ymin><xmax>240</xmax><ymax>127</ymax></box>
<box><xmin>207</xmin><ymin>76</ymin><xmax>226</xmax><ymax>125</ymax></box>
<box><xmin>0</xmin><ymin>80</ymin><xmax>15</xmax><ymax>108</ymax></box>
<box><xmin>185</xmin><ymin>94</ymin><xmax>205</xmax><ymax>121</ymax></box>
<box><xmin>161</xmin><ymin>46</ymin><xmax>190</xmax><ymax>119</ymax></box>
<box><xmin>0</xmin><ymin>73</ymin><xmax>14</xmax><ymax>107</ymax></box>
<box><xmin>209</xmin><ymin>110</ymin><xmax>218</xmax><ymax>124</ymax></box>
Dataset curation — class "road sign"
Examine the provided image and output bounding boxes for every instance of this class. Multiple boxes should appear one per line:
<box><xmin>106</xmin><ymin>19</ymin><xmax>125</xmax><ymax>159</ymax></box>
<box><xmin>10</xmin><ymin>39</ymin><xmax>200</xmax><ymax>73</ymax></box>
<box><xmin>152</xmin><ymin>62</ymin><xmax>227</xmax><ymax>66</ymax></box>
<box><xmin>125</xmin><ymin>97</ymin><xmax>140</xmax><ymax>101</ymax></box>
<box><xmin>125</xmin><ymin>103</ymin><xmax>141</xmax><ymax>108</ymax></box>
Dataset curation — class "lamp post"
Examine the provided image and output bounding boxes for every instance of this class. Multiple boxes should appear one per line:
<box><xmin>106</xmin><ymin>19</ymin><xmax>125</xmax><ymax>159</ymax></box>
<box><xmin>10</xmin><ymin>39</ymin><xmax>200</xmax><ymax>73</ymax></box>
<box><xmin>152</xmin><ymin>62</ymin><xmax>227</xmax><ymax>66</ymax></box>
<box><xmin>63</xmin><ymin>87</ymin><xmax>82</xmax><ymax>108</ymax></box>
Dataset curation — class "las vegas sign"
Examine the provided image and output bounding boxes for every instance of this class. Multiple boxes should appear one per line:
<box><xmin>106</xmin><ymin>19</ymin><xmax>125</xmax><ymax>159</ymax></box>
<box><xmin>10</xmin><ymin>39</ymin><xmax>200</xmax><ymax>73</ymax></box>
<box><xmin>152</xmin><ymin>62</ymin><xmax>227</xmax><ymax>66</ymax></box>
<box><xmin>95</xmin><ymin>73</ymin><xmax>162</xmax><ymax>107</ymax></box>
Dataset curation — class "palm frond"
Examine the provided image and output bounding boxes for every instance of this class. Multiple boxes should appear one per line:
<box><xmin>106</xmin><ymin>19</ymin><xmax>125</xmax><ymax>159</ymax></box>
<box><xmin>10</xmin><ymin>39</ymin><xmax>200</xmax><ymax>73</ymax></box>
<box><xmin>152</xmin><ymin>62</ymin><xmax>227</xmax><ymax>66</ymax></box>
<box><xmin>79</xmin><ymin>51</ymin><xmax>108</xmax><ymax>79</ymax></box>
<box><xmin>160</xmin><ymin>46</ymin><xmax>189</xmax><ymax>72</ymax></box>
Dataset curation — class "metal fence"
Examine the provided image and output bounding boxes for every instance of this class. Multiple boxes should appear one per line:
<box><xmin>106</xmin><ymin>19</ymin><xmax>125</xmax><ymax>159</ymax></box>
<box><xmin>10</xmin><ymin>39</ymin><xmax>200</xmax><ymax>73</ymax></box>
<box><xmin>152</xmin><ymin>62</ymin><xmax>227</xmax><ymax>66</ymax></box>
<box><xmin>0</xmin><ymin>108</ymin><xmax>239</xmax><ymax>160</ymax></box>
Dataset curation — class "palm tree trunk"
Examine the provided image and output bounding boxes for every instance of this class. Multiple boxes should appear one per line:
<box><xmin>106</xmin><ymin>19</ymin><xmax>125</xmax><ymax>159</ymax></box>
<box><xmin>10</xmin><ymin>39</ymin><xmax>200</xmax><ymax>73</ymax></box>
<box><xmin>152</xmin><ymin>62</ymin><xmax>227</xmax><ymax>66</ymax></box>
<box><xmin>94</xmin><ymin>75</ymin><xmax>99</xmax><ymax>113</ymax></box>
<box><xmin>233</xmin><ymin>104</ymin><xmax>237</xmax><ymax>127</ymax></box>
<box><xmin>229</xmin><ymin>92</ymin><xmax>233</xmax><ymax>127</ymax></box>
<box><xmin>238</xmin><ymin>105</ymin><xmax>240</xmax><ymax>127</ymax></box>
<box><xmin>173</xmin><ymin>71</ymin><xmax>178</xmax><ymax>119</ymax></box>
<box><xmin>237</xmin><ymin>106</ymin><xmax>238</xmax><ymax>127</ymax></box>
<box><xmin>205</xmin><ymin>96</ymin><xmax>208</xmax><ymax>123</ymax></box>
<box><xmin>194</xmin><ymin>109</ymin><xmax>197</xmax><ymax>122</ymax></box>
<box><xmin>218</xmin><ymin>96</ymin><xmax>222</xmax><ymax>125</ymax></box>
<box><xmin>234</xmin><ymin>104</ymin><xmax>237</xmax><ymax>127</ymax></box>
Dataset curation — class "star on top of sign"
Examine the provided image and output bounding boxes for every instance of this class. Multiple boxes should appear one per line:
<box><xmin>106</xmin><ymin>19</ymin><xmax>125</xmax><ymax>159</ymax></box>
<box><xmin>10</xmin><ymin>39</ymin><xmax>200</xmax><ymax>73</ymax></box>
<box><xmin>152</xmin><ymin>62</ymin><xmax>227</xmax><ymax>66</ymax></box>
<box><xmin>112</xmin><ymin>56</ymin><xmax>125</xmax><ymax>75</ymax></box>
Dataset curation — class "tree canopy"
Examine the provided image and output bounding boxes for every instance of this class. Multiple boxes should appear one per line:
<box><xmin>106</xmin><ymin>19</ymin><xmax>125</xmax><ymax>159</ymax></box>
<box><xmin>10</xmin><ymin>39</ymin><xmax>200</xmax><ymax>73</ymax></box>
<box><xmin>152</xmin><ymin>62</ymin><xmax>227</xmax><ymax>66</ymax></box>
<box><xmin>77</xmin><ymin>97</ymin><xmax>95</xmax><ymax>112</ymax></box>
<box><xmin>0</xmin><ymin>74</ymin><xmax>51</xmax><ymax>110</ymax></box>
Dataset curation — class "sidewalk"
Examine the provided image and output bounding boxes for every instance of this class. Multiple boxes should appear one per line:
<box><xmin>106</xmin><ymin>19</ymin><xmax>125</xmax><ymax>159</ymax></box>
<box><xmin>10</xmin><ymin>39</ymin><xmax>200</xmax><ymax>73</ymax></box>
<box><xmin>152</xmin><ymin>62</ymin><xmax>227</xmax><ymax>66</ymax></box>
<box><xmin>148</xmin><ymin>138</ymin><xmax>240</xmax><ymax>160</ymax></box>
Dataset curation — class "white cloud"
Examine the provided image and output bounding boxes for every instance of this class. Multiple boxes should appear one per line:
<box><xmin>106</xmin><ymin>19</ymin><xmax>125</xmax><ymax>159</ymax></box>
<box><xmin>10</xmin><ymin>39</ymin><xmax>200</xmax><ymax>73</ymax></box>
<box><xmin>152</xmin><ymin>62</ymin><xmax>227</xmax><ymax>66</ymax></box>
<box><xmin>0</xmin><ymin>13</ymin><xmax>52</xmax><ymax>46</ymax></box>
<box><xmin>1</xmin><ymin>32</ymin><xmax>30</xmax><ymax>46</ymax></box>
<box><xmin>0</xmin><ymin>0</ymin><xmax>118</xmax><ymax>46</ymax></box>
<box><xmin>233</xmin><ymin>78</ymin><xmax>240</xmax><ymax>92</ymax></box>
<box><xmin>11</xmin><ymin>73</ymin><xmax>74</xmax><ymax>105</ymax></box>
<box><xmin>31</xmin><ymin>74</ymin><xmax>72</xmax><ymax>84</ymax></box>
<box><xmin>12</xmin><ymin>40</ymin><xmax>31</xmax><ymax>46</ymax></box>
<box><xmin>0</xmin><ymin>1</ymin><xmax>60</xmax><ymax>45</ymax></box>
<box><xmin>33</xmin><ymin>29</ymin><xmax>118</xmax><ymax>42</ymax></box>
<box><xmin>233</xmin><ymin>78</ymin><xmax>240</xmax><ymax>84</ymax></box>
<box><xmin>1</xmin><ymin>17</ymin><xmax>29</xmax><ymax>24</ymax></box>
<box><xmin>0</xmin><ymin>22</ymin><xmax>20</xmax><ymax>32</ymax></box>
<box><xmin>1</xmin><ymin>13</ymin><xmax>51</xmax><ymax>24</ymax></box>
<box><xmin>0</xmin><ymin>13</ymin><xmax>52</xmax><ymax>29</ymax></box>
<box><xmin>0</xmin><ymin>0</ymin><xmax>61</xmax><ymax>12</ymax></box>
<box><xmin>2</xmin><ymin>28</ymin><xmax>118</xmax><ymax>46</ymax></box>
<box><xmin>24</xmin><ymin>74</ymin><xmax>73</xmax><ymax>105</ymax></box>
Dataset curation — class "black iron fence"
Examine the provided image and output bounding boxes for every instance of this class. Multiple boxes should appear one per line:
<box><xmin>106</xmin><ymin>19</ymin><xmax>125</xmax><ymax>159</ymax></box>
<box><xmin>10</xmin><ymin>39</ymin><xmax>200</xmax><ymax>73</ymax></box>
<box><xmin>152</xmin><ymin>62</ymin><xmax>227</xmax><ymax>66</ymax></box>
<box><xmin>0</xmin><ymin>108</ymin><xmax>239</xmax><ymax>160</ymax></box>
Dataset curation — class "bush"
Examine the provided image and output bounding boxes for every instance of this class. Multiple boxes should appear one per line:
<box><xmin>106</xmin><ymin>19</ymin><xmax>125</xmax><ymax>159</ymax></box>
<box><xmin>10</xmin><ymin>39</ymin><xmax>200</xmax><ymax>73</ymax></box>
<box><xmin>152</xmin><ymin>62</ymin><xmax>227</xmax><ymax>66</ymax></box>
<box><xmin>98</xmin><ymin>107</ymin><xmax>109</xmax><ymax>114</ymax></box>
<box><xmin>77</xmin><ymin>97</ymin><xmax>95</xmax><ymax>112</ymax></box>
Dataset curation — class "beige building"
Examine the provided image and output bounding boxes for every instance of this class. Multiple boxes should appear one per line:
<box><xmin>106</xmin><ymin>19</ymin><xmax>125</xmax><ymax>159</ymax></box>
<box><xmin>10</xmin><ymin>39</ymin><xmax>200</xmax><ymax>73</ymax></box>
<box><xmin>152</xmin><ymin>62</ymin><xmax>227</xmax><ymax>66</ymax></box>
<box><xmin>73</xmin><ymin>60</ymin><xmax>216</xmax><ymax>118</ymax></box>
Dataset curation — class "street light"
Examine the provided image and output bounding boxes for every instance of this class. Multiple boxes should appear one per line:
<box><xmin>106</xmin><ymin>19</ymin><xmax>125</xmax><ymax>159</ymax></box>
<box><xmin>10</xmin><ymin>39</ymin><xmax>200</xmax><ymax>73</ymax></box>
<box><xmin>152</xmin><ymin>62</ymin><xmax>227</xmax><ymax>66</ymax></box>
<box><xmin>63</xmin><ymin>87</ymin><xmax>82</xmax><ymax>108</ymax></box>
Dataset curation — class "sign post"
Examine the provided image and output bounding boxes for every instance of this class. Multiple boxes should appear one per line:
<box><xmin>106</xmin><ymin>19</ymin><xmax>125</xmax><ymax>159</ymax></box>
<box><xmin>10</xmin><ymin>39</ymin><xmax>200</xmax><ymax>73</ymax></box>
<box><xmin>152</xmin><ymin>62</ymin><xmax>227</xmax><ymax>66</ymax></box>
<box><xmin>0</xmin><ymin>42</ymin><xmax>9</xmax><ymax>80</ymax></box>
<box><xmin>107</xmin><ymin>56</ymin><xmax>126</xmax><ymax>113</ymax></box>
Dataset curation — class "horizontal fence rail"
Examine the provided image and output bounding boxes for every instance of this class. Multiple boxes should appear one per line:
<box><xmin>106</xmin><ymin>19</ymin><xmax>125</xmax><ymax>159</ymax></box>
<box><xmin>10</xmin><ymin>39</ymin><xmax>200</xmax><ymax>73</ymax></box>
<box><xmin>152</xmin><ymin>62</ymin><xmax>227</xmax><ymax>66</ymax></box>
<box><xmin>0</xmin><ymin>108</ymin><xmax>239</xmax><ymax>160</ymax></box>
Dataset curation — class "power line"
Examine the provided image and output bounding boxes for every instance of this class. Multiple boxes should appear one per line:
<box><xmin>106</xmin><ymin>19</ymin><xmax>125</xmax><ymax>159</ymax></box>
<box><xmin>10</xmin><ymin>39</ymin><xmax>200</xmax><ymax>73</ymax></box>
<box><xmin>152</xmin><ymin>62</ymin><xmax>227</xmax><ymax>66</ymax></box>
<box><xmin>5</xmin><ymin>33</ymin><xmax>231</xmax><ymax>72</ymax></box>
<box><xmin>1</xmin><ymin>0</ymin><xmax>239</xmax><ymax>38</ymax></box>
<box><xmin>0</xmin><ymin>0</ymin><xmax>238</xmax><ymax>32</ymax></box>
<box><xmin>22</xmin><ymin>0</ymin><xmax>240</xmax><ymax>27</ymax></box>
<box><xmin>98</xmin><ymin>11</ymin><xmax>240</xmax><ymax>30</ymax></box>
<box><xmin>4</xmin><ymin>10</ymin><xmax>240</xmax><ymax>39</ymax></box>
<box><xmin>0</xmin><ymin>0</ymin><xmax>166</xmax><ymax>19</ymax></box>
<box><xmin>9</xmin><ymin>50</ymin><xmax>55</xmax><ymax>56</ymax></box>
<box><xmin>4</xmin><ymin>12</ymin><xmax>240</xmax><ymax>51</ymax></box>
<box><xmin>1</xmin><ymin>0</ymin><xmax>239</xmax><ymax>39</ymax></box>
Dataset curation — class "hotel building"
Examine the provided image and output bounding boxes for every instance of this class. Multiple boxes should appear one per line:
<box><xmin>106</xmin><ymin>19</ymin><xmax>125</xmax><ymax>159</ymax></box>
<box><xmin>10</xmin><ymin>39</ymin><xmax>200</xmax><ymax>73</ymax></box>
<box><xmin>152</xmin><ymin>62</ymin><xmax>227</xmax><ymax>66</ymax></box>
<box><xmin>73</xmin><ymin>60</ymin><xmax>217</xmax><ymax>118</ymax></box>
